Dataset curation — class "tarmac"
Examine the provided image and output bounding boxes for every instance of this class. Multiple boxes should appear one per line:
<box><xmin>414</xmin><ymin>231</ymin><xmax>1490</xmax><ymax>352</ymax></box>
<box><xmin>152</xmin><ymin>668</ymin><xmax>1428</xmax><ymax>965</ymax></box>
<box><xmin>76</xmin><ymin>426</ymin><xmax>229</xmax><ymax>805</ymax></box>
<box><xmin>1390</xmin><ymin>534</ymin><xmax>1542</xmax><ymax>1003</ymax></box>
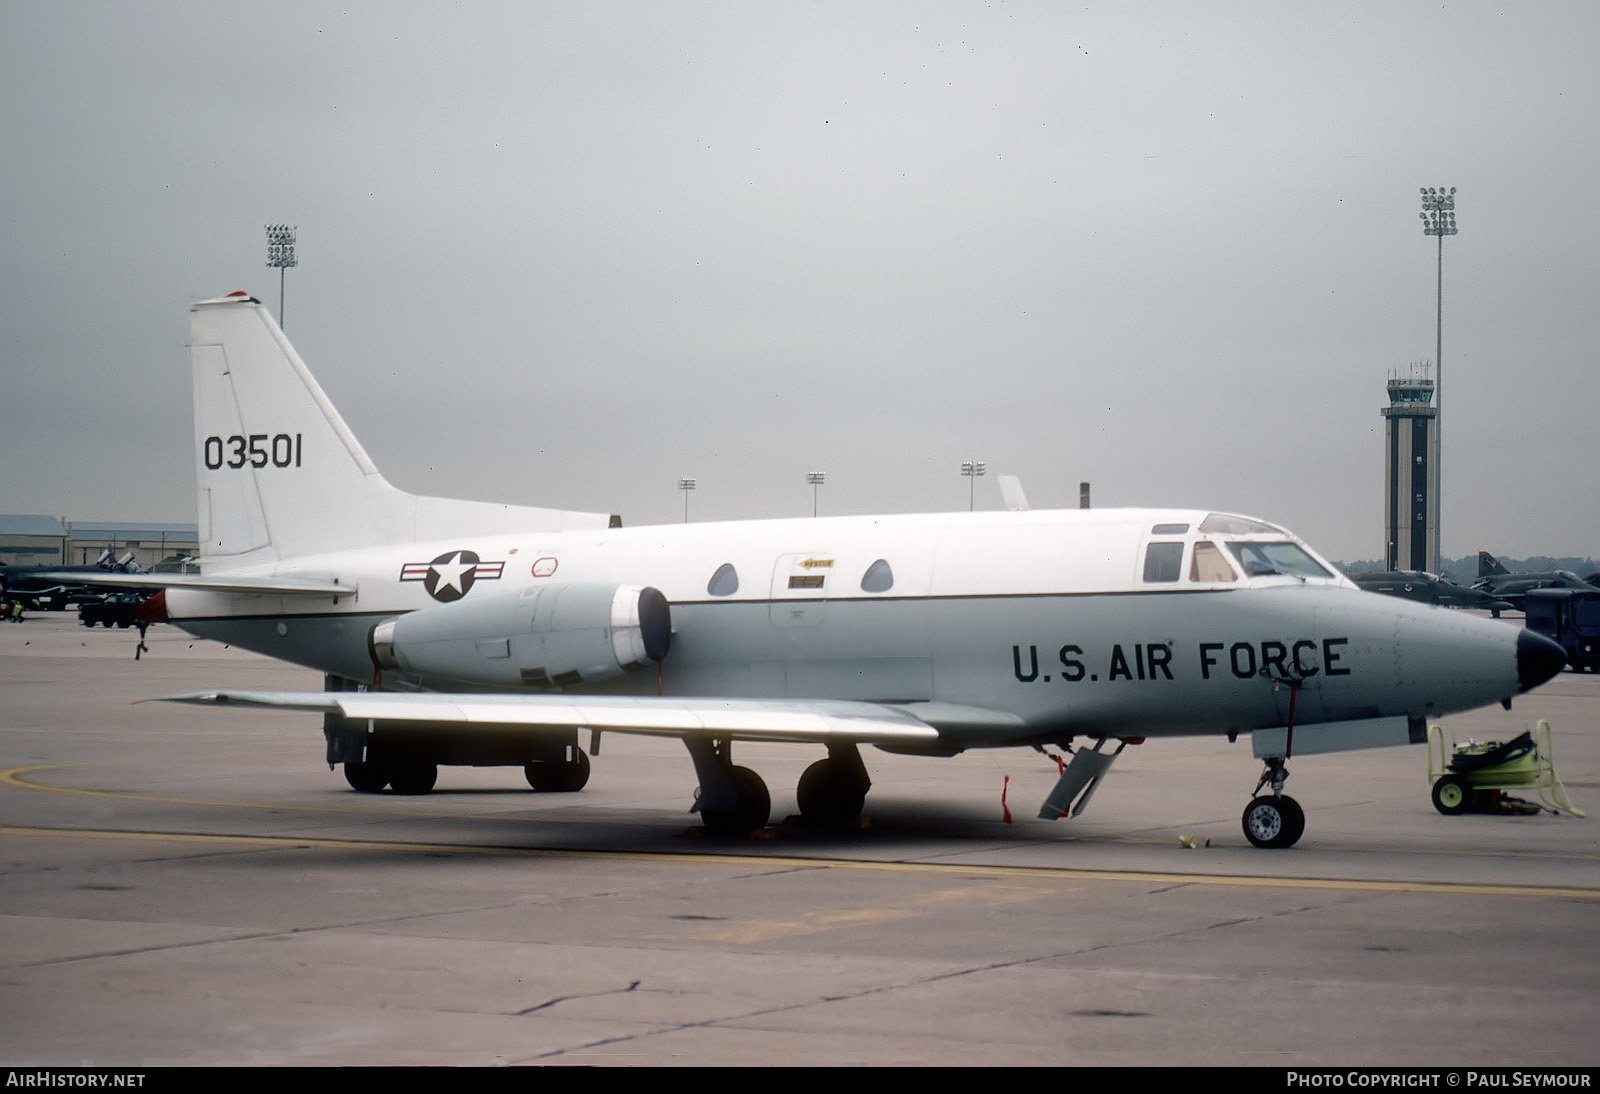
<box><xmin>2</xmin><ymin>611</ymin><xmax>1597</xmax><ymax>1066</ymax></box>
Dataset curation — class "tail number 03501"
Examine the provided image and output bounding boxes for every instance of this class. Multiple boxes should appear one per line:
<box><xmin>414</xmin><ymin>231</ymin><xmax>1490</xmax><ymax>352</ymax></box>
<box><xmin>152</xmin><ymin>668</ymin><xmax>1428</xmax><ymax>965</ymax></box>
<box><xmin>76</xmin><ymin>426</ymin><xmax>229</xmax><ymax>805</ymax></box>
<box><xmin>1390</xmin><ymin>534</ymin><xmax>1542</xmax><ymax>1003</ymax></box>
<box><xmin>204</xmin><ymin>433</ymin><xmax>303</xmax><ymax>470</ymax></box>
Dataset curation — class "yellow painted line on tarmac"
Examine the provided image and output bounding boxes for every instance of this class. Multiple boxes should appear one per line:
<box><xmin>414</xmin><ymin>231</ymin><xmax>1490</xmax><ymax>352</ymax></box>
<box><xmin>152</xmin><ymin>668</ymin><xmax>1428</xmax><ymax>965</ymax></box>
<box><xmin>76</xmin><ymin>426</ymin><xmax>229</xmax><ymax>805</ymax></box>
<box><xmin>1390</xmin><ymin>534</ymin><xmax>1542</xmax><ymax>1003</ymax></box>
<box><xmin>3</xmin><ymin>823</ymin><xmax>1597</xmax><ymax>901</ymax></box>
<box><xmin>9</xmin><ymin>762</ymin><xmax>1600</xmax><ymax>892</ymax></box>
<box><xmin>646</xmin><ymin>879</ymin><xmax>1056</xmax><ymax>943</ymax></box>
<box><xmin>1105</xmin><ymin>829</ymin><xmax>1600</xmax><ymax>861</ymax></box>
<box><xmin>0</xmin><ymin>761</ymin><xmax>592</xmax><ymax>823</ymax></box>
<box><xmin>13</xmin><ymin>757</ymin><xmax>1597</xmax><ymax>863</ymax></box>
<box><xmin>0</xmin><ymin>824</ymin><xmax>570</xmax><ymax>855</ymax></box>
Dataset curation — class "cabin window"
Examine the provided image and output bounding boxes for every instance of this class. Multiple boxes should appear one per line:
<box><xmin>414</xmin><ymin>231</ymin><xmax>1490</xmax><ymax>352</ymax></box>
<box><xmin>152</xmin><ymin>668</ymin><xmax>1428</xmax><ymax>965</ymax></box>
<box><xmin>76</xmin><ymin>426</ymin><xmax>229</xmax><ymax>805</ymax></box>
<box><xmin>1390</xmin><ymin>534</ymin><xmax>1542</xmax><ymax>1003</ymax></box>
<box><xmin>860</xmin><ymin>558</ymin><xmax>894</xmax><ymax>593</ymax></box>
<box><xmin>1142</xmin><ymin>542</ymin><xmax>1184</xmax><ymax>583</ymax></box>
<box><xmin>707</xmin><ymin>563</ymin><xmax>739</xmax><ymax>596</ymax></box>
<box><xmin>1190</xmin><ymin>541</ymin><xmax>1237</xmax><ymax>582</ymax></box>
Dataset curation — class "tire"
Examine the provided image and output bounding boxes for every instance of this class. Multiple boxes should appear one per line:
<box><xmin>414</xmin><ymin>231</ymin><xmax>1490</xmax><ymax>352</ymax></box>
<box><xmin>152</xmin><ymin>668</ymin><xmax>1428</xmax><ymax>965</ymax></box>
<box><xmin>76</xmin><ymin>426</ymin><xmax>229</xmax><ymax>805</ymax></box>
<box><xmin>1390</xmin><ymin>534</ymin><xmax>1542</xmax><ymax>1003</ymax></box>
<box><xmin>1242</xmin><ymin>795</ymin><xmax>1305</xmax><ymax>849</ymax></box>
<box><xmin>525</xmin><ymin>749</ymin><xmax>591</xmax><ymax>792</ymax></box>
<box><xmin>344</xmin><ymin>761</ymin><xmax>389</xmax><ymax>793</ymax></box>
<box><xmin>796</xmin><ymin>757</ymin><xmax>868</xmax><ymax>827</ymax></box>
<box><xmin>700</xmin><ymin>765</ymin><xmax>770</xmax><ymax>835</ymax></box>
<box><xmin>387</xmin><ymin>761</ymin><xmax>438</xmax><ymax>795</ymax></box>
<box><xmin>1431</xmin><ymin>775</ymin><xmax>1472</xmax><ymax>815</ymax></box>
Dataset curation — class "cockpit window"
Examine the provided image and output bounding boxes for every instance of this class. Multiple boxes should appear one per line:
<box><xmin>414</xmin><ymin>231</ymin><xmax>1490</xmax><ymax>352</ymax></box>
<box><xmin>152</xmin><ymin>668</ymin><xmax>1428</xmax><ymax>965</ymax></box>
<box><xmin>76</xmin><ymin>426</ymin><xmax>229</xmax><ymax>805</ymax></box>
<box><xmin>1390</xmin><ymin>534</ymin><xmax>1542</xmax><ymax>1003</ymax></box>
<box><xmin>1142</xmin><ymin>542</ymin><xmax>1184</xmax><ymax>583</ymax></box>
<box><xmin>1225</xmin><ymin>541</ymin><xmax>1331</xmax><ymax>579</ymax></box>
<box><xmin>707</xmin><ymin>563</ymin><xmax>739</xmax><ymax>596</ymax></box>
<box><xmin>1151</xmin><ymin>523</ymin><xmax>1189</xmax><ymax>535</ymax></box>
<box><xmin>1200</xmin><ymin>513</ymin><xmax>1285</xmax><ymax>536</ymax></box>
<box><xmin>1190</xmin><ymin>541</ymin><xmax>1238</xmax><ymax>582</ymax></box>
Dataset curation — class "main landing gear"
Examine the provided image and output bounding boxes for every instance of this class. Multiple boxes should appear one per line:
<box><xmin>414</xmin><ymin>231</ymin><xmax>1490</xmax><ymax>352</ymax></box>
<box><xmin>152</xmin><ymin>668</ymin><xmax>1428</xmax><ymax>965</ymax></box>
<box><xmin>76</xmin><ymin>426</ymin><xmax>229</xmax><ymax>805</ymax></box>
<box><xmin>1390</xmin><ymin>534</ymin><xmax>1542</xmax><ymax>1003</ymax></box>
<box><xmin>1241</xmin><ymin>756</ymin><xmax>1305</xmax><ymax>849</ymax></box>
<box><xmin>684</xmin><ymin>738</ymin><xmax>872</xmax><ymax>835</ymax></box>
<box><xmin>340</xmin><ymin>749</ymin><xmax>591</xmax><ymax>795</ymax></box>
<box><xmin>525</xmin><ymin>748</ymin><xmax>591</xmax><ymax>793</ymax></box>
<box><xmin>343</xmin><ymin>758</ymin><xmax>439</xmax><ymax>795</ymax></box>
<box><xmin>684</xmin><ymin>736</ymin><xmax>772</xmax><ymax>835</ymax></box>
<box><xmin>796</xmin><ymin>744</ymin><xmax>872</xmax><ymax>828</ymax></box>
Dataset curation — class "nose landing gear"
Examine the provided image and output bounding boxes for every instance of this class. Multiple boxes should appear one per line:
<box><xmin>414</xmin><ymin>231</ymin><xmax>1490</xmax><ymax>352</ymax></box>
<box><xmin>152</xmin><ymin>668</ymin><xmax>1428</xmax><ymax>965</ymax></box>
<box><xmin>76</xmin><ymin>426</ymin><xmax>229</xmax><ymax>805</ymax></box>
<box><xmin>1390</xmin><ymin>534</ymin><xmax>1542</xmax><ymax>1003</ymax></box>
<box><xmin>1242</xmin><ymin>756</ymin><xmax>1305</xmax><ymax>849</ymax></box>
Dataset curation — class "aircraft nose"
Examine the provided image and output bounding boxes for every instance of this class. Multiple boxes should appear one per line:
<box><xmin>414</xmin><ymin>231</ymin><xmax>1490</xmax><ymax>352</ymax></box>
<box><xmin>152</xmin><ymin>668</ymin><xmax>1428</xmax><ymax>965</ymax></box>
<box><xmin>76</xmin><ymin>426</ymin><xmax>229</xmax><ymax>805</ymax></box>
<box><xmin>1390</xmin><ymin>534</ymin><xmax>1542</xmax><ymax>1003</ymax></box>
<box><xmin>1517</xmin><ymin>628</ymin><xmax>1567</xmax><ymax>692</ymax></box>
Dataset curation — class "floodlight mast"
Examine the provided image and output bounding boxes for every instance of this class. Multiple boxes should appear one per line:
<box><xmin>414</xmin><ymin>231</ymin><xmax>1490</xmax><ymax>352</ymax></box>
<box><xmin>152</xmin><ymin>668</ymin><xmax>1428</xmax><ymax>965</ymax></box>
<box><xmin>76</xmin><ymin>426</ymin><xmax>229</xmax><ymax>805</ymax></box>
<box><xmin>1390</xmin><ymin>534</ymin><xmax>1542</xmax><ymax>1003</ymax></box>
<box><xmin>806</xmin><ymin>470</ymin><xmax>826</xmax><ymax>517</ymax></box>
<box><xmin>677</xmin><ymin>477</ymin><xmax>696</xmax><ymax>523</ymax></box>
<box><xmin>1419</xmin><ymin>187</ymin><xmax>1457</xmax><ymax>575</ymax></box>
<box><xmin>960</xmin><ymin>460</ymin><xmax>986</xmax><ymax>511</ymax></box>
<box><xmin>264</xmin><ymin>224</ymin><xmax>298</xmax><ymax>328</ymax></box>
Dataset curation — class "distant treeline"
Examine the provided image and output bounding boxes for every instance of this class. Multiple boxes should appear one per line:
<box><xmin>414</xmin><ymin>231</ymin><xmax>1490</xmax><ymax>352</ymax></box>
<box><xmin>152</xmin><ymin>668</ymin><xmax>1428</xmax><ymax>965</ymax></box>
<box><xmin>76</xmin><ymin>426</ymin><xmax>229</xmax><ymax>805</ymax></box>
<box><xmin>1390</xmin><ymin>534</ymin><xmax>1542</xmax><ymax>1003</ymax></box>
<box><xmin>1341</xmin><ymin>556</ymin><xmax>1600</xmax><ymax>585</ymax></box>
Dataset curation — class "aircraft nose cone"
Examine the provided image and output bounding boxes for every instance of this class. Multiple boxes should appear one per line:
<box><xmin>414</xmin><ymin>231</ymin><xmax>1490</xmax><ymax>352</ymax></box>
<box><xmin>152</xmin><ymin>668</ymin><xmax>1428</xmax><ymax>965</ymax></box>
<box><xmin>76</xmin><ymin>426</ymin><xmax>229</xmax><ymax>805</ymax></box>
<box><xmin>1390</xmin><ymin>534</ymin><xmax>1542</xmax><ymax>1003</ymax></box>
<box><xmin>1517</xmin><ymin>628</ymin><xmax>1567</xmax><ymax>692</ymax></box>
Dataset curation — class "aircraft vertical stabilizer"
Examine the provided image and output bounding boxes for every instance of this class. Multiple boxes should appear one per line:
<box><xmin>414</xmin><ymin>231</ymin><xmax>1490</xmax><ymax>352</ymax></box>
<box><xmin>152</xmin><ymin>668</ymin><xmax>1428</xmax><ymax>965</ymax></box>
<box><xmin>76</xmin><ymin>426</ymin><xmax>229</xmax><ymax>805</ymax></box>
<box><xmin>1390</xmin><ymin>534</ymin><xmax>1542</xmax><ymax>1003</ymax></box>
<box><xmin>996</xmin><ymin>474</ymin><xmax>1029</xmax><ymax>512</ymax></box>
<box><xmin>189</xmin><ymin>294</ymin><xmax>609</xmax><ymax>568</ymax></box>
<box><xmin>1479</xmin><ymin>551</ymin><xmax>1510</xmax><ymax>577</ymax></box>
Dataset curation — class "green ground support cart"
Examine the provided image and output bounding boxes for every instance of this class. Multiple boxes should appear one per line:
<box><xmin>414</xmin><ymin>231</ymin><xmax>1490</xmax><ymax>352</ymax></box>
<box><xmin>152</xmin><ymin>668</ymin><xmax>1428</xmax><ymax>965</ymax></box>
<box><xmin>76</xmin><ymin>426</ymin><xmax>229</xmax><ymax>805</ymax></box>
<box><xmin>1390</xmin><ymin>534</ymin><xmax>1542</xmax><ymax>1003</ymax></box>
<box><xmin>1427</xmin><ymin>719</ymin><xmax>1585</xmax><ymax>817</ymax></box>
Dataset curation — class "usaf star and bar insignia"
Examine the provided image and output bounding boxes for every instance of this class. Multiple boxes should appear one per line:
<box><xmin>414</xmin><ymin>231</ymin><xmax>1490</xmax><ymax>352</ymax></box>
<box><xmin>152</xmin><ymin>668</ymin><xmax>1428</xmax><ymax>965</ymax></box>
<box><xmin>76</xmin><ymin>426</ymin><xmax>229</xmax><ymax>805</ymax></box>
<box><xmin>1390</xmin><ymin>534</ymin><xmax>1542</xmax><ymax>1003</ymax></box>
<box><xmin>400</xmin><ymin>550</ymin><xmax>506</xmax><ymax>602</ymax></box>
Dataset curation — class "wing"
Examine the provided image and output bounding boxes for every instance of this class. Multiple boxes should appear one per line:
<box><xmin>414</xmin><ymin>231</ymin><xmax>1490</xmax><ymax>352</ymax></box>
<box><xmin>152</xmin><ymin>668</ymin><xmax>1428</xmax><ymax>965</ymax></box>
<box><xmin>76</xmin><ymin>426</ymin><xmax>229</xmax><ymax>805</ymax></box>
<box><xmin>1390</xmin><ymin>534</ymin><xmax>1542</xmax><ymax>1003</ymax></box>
<box><xmin>29</xmin><ymin>572</ymin><xmax>355</xmax><ymax>596</ymax></box>
<box><xmin>157</xmin><ymin>690</ymin><xmax>1025</xmax><ymax>748</ymax></box>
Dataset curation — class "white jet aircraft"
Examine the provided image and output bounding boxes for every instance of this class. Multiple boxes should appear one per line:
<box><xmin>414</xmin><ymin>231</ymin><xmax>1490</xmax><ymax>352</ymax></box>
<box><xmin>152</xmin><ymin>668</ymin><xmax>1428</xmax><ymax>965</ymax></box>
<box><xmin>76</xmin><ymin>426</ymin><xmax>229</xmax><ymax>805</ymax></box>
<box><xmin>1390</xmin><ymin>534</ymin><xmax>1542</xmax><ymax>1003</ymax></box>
<box><xmin>72</xmin><ymin>292</ymin><xmax>1568</xmax><ymax>848</ymax></box>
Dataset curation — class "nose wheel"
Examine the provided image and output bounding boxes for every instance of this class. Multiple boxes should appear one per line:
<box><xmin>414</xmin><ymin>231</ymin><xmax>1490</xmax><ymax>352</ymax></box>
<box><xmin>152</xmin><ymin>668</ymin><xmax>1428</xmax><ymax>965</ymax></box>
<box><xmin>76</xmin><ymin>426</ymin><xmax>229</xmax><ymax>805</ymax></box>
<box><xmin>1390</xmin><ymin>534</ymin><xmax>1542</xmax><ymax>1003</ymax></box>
<box><xmin>1242</xmin><ymin>756</ymin><xmax>1305</xmax><ymax>848</ymax></box>
<box><xmin>1242</xmin><ymin>794</ymin><xmax>1305</xmax><ymax>848</ymax></box>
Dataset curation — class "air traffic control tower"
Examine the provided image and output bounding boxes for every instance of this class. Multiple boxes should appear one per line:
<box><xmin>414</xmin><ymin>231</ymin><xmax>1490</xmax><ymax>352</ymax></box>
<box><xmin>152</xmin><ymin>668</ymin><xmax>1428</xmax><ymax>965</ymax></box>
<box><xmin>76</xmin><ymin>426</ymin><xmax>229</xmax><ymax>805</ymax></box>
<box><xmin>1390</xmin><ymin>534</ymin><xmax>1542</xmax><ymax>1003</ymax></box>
<box><xmin>1382</xmin><ymin>367</ymin><xmax>1439</xmax><ymax>572</ymax></box>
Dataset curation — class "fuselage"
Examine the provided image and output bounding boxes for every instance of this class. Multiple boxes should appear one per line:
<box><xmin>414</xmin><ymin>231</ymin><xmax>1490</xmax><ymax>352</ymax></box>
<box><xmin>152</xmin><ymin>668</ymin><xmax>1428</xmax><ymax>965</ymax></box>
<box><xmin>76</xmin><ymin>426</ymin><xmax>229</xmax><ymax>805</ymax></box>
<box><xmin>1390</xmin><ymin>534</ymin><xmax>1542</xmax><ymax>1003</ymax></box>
<box><xmin>164</xmin><ymin>506</ymin><xmax>1533</xmax><ymax>751</ymax></box>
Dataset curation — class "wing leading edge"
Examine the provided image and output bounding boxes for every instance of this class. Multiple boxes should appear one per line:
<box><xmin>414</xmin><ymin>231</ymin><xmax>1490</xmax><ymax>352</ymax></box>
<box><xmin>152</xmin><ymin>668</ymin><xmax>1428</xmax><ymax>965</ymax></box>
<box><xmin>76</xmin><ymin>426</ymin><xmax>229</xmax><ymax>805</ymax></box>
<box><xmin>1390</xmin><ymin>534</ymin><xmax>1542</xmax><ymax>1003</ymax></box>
<box><xmin>30</xmin><ymin>572</ymin><xmax>356</xmax><ymax>596</ymax></box>
<box><xmin>156</xmin><ymin>690</ymin><xmax>1027</xmax><ymax>747</ymax></box>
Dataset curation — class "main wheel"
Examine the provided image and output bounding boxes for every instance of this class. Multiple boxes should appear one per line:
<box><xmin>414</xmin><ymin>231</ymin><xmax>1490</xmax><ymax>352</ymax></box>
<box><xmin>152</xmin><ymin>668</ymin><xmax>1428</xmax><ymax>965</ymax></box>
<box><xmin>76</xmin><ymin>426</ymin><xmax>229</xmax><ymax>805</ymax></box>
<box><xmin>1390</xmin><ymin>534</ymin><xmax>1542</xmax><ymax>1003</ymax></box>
<box><xmin>1242</xmin><ymin>794</ymin><xmax>1305</xmax><ymax>849</ymax></box>
<box><xmin>1431</xmin><ymin>775</ymin><xmax>1472</xmax><ymax>815</ymax></box>
<box><xmin>700</xmin><ymin>765</ymin><xmax>770</xmax><ymax>835</ymax></box>
<box><xmin>344</xmin><ymin>761</ymin><xmax>389</xmax><ymax>793</ymax></box>
<box><xmin>525</xmin><ymin>749</ymin><xmax>591</xmax><ymax>792</ymax></box>
<box><xmin>387</xmin><ymin>760</ymin><xmax>438</xmax><ymax>795</ymax></box>
<box><xmin>796</xmin><ymin>757</ymin><xmax>868</xmax><ymax>827</ymax></box>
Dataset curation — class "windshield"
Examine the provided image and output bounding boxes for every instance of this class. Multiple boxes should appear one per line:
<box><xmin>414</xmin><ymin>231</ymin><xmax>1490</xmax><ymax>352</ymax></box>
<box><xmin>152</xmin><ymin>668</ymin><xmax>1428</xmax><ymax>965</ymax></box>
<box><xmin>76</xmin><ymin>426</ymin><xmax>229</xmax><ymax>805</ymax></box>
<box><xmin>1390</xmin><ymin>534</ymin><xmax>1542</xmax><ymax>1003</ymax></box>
<box><xmin>1200</xmin><ymin>513</ymin><xmax>1285</xmax><ymax>536</ymax></box>
<box><xmin>1226</xmin><ymin>541</ymin><xmax>1332</xmax><ymax>580</ymax></box>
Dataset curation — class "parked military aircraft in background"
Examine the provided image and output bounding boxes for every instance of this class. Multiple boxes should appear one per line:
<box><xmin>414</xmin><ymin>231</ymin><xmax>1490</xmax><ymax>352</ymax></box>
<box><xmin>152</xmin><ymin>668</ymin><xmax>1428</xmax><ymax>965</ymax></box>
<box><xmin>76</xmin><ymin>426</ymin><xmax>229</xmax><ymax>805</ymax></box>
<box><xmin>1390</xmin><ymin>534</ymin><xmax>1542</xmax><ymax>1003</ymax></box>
<box><xmin>1348</xmin><ymin>570</ymin><xmax>1513</xmax><ymax>613</ymax></box>
<box><xmin>46</xmin><ymin>293</ymin><xmax>1568</xmax><ymax>850</ymax></box>
<box><xmin>1</xmin><ymin>550</ymin><xmax>143</xmax><ymax>612</ymax></box>
<box><xmin>1472</xmin><ymin>552</ymin><xmax>1600</xmax><ymax>613</ymax></box>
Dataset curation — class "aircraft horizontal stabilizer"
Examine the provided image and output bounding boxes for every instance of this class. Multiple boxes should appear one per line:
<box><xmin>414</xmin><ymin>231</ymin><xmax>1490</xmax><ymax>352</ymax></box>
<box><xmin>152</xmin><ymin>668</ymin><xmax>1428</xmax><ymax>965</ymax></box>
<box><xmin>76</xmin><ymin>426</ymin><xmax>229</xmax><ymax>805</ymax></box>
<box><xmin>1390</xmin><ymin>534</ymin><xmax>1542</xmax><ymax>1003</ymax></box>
<box><xmin>32</xmin><ymin>572</ymin><xmax>357</xmax><ymax>596</ymax></box>
<box><xmin>156</xmin><ymin>690</ymin><xmax>994</xmax><ymax>745</ymax></box>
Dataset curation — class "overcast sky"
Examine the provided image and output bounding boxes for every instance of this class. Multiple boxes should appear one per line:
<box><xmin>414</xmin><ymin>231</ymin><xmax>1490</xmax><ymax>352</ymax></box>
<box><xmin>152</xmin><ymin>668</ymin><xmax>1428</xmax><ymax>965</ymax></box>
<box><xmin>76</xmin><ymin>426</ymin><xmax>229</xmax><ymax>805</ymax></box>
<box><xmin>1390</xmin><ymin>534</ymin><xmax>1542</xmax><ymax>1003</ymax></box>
<box><xmin>2</xmin><ymin>1</ymin><xmax>1596</xmax><ymax>562</ymax></box>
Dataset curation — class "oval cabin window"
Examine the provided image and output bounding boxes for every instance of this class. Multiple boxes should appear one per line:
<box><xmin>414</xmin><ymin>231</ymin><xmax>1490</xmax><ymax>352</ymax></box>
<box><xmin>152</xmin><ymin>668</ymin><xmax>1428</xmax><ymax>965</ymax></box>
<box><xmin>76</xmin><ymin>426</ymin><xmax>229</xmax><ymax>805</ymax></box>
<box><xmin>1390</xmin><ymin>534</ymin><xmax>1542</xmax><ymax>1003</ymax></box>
<box><xmin>707</xmin><ymin>563</ymin><xmax>739</xmax><ymax>597</ymax></box>
<box><xmin>860</xmin><ymin>558</ymin><xmax>894</xmax><ymax>593</ymax></box>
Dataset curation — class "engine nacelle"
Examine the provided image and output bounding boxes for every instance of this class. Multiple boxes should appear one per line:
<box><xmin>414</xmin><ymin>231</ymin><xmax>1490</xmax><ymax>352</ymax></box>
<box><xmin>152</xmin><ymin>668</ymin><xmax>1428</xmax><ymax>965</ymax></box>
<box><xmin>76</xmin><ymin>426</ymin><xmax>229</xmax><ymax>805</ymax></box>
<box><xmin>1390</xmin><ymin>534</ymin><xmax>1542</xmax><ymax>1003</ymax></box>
<box><xmin>370</xmin><ymin>583</ymin><xmax>670</xmax><ymax>689</ymax></box>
